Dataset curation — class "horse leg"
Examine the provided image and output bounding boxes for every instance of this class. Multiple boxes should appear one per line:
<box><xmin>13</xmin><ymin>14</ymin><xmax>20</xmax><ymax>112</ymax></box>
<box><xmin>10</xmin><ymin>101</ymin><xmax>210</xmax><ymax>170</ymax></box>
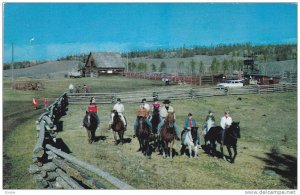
<box><xmin>231</xmin><ymin>145</ymin><xmax>237</xmax><ymax>163</ymax></box>
<box><xmin>211</xmin><ymin>141</ymin><xmax>216</xmax><ymax>157</ymax></box>
<box><xmin>87</xmin><ymin>129</ymin><xmax>92</xmax><ymax>144</ymax></box>
<box><xmin>113</xmin><ymin>131</ymin><xmax>118</xmax><ymax>145</ymax></box>
<box><xmin>188</xmin><ymin>145</ymin><xmax>192</xmax><ymax>158</ymax></box>
<box><xmin>137</xmin><ymin>137</ymin><xmax>142</xmax><ymax>152</ymax></box>
<box><xmin>146</xmin><ymin>140</ymin><xmax>151</xmax><ymax>159</ymax></box>
<box><xmin>91</xmin><ymin>129</ymin><xmax>96</xmax><ymax>142</ymax></box>
<box><xmin>220</xmin><ymin>145</ymin><xmax>226</xmax><ymax>160</ymax></box>
<box><xmin>162</xmin><ymin>141</ymin><xmax>166</xmax><ymax>158</ymax></box>
<box><xmin>180</xmin><ymin>145</ymin><xmax>186</xmax><ymax>156</ymax></box>
<box><xmin>170</xmin><ymin>141</ymin><xmax>174</xmax><ymax>158</ymax></box>
<box><xmin>169</xmin><ymin>143</ymin><xmax>172</xmax><ymax>158</ymax></box>
<box><xmin>227</xmin><ymin>145</ymin><xmax>232</xmax><ymax>161</ymax></box>
<box><xmin>118</xmin><ymin>131</ymin><xmax>123</xmax><ymax>145</ymax></box>
<box><xmin>194</xmin><ymin>145</ymin><xmax>198</xmax><ymax>158</ymax></box>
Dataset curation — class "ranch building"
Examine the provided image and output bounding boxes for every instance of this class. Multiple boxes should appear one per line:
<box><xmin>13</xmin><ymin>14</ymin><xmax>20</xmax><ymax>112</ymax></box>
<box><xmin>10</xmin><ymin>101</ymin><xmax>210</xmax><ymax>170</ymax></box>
<box><xmin>83</xmin><ymin>52</ymin><xmax>125</xmax><ymax>77</ymax></box>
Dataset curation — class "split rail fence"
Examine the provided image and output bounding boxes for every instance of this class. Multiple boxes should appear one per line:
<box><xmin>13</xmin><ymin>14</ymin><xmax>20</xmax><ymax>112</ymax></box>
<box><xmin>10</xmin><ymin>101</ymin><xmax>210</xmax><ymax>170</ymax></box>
<box><xmin>67</xmin><ymin>83</ymin><xmax>297</xmax><ymax>105</ymax></box>
<box><xmin>29</xmin><ymin>92</ymin><xmax>135</xmax><ymax>189</ymax></box>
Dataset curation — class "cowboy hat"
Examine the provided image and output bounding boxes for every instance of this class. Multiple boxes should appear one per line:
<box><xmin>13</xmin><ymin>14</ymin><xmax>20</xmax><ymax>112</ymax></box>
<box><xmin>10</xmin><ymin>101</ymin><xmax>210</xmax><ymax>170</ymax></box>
<box><xmin>163</xmin><ymin>99</ymin><xmax>171</xmax><ymax>104</ymax></box>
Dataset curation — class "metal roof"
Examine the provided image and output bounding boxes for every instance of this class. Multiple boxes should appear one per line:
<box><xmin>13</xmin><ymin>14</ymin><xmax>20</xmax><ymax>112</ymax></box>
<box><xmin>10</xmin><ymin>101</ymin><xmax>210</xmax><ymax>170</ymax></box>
<box><xmin>89</xmin><ymin>52</ymin><xmax>125</xmax><ymax>68</ymax></box>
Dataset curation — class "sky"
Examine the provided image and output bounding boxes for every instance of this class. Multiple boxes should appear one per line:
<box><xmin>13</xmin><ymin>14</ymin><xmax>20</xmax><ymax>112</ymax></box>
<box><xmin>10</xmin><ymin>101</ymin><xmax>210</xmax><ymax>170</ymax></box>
<box><xmin>3</xmin><ymin>3</ymin><xmax>297</xmax><ymax>62</ymax></box>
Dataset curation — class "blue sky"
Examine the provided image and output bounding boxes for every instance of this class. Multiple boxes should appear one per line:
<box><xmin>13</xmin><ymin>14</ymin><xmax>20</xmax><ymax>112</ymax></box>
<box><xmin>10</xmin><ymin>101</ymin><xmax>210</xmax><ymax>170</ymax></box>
<box><xmin>3</xmin><ymin>3</ymin><xmax>297</xmax><ymax>62</ymax></box>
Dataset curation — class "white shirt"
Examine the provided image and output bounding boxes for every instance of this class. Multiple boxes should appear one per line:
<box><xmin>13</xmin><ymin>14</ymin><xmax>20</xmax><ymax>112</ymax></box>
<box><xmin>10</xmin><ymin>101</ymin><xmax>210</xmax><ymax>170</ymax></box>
<box><xmin>160</xmin><ymin>105</ymin><xmax>175</xmax><ymax>118</ymax></box>
<box><xmin>69</xmin><ymin>84</ymin><xmax>74</xmax><ymax>90</ymax></box>
<box><xmin>220</xmin><ymin>116</ymin><xmax>232</xmax><ymax>129</ymax></box>
<box><xmin>143</xmin><ymin>103</ymin><xmax>150</xmax><ymax>112</ymax></box>
<box><xmin>113</xmin><ymin>102</ymin><xmax>124</xmax><ymax>113</ymax></box>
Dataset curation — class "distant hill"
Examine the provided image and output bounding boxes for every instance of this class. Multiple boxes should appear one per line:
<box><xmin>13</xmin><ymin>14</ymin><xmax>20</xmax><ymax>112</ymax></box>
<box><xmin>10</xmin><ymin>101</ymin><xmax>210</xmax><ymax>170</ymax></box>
<box><xmin>3</xmin><ymin>56</ymin><xmax>296</xmax><ymax>79</ymax></box>
<box><xmin>3</xmin><ymin>60</ymin><xmax>82</xmax><ymax>79</ymax></box>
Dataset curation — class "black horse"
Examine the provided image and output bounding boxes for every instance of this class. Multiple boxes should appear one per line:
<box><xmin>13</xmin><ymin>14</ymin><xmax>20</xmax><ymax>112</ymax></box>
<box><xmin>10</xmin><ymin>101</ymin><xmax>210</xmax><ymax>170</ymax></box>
<box><xmin>83</xmin><ymin>111</ymin><xmax>99</xmax><ymax>144</ymax></box>
<box><xmin>204</xmin><ymin>121</ymin><xmax>240</xmax><ymax>163</ymax></box>
<box><xmin>111</xmin><ymin>111</ymin><xmax>125</xmax><ymax>145</ymax></box>
<box><xmin>151</xmin><ymin>107</ymin><xmax>161</xmax><ymax>151</ymax></box>
<box><xmin>136</xmin><ymin>116</ymin><xmax>153</xmax><ymax>158</ymax></box>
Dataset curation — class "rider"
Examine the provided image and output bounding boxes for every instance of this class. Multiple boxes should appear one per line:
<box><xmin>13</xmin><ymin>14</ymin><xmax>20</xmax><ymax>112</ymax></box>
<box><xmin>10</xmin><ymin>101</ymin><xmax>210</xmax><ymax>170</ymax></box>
<box><xmin>183</xmin><ymin>113</ymin><xmax>199</xmax><ymax>145</ymax></box>
<box><xmin>204</xmin><ymin>110</ymin><xmax>215</xmax><ymax>133</ymax></box>
<box><xmin>133</xmin><ymin>98</ymin><xmax>151</xmax><ymax>137</ymax></box>
<box><xmin>33</xmin><ymin>97</ymin><xmax>38</xmax><ymax>110</ymax></box>
<box><xmin>87</xmin><ymin>97</ymin><xmax>100</xmax><ymax>125</ymax></box>
<box><xmin>157</xmin><ymin>99</ymin><xmax>180</xmax><ymax>140</ymax></box>
<box><xmin>69</xmin><ymin>83</ymin><xmax>74</xmax><ymax>93</ymax></box>
<box><xmin>111</xmin><ymin>98</ymin><xmax>126</xmax><ymax>129</ymax></box>
<box><xmin>151</xmin><ymin>98</ymin><xmax>161</xmax><ymax>113</ymax></box>
<box><xmin>220</xmin><ymin>111</ymin><xmax>233</xmax><ymax>145</ymax></box>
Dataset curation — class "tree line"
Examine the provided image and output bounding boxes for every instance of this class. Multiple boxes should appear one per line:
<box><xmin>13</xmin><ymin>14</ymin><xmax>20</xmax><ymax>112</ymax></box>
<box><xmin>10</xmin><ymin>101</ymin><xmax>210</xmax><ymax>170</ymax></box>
<box><xmin>3</xmin><ymin>43</ymin><xmax>296</xmax><ymax>70</ymax></box>
<box><xmin>127</xmin><ymin>58</ymin><xmax>245</xmax><ymax>75</ymax></box>
<box><xmin>121</xmin><ymin>43</ymin><xmax>297</xmax><ymax>62</ymax></box>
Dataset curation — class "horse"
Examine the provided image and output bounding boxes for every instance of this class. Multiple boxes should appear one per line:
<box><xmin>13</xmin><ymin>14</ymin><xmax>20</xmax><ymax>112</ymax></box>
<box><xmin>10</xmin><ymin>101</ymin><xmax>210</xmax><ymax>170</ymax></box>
<box><xmin>111</xmin><ymin>111</ymin><xmax>125</xmax><ymax>145</ymax></box>
<box><xmin>180</xmin><ymin>127</ymin><xmax>199</xmax><ymax>158</ymax></box>
<box><xmin>160</xmin><ymin>112</ymin><xmax>176</xmax><ymax>158</ymax></box>
<box><xmin>136</xmin><ymin>116</ymin><xmax>152</xmax><ymax>158</ymax></box>
<box><xmin>204</xmin><ymin>122</ymin><xmax>240</xmax><ymax>163</ymax></box>
<box><xmin>83</xmin><ymin>111</ymin><xmax>99</xmax><ymax>144</ymax></box>
<box><xmin>151</xmin><ymin>107</ymin><xmax>161</xmax><ymax>151</ymax></box>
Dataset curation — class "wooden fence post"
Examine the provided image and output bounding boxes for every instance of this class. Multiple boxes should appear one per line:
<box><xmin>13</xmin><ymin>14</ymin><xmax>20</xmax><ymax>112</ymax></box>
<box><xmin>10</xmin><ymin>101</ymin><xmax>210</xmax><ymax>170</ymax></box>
<box><xmin>46</xmin><ymin>144</ymin><xmax>135</xmax><ymax>190</ymax></box>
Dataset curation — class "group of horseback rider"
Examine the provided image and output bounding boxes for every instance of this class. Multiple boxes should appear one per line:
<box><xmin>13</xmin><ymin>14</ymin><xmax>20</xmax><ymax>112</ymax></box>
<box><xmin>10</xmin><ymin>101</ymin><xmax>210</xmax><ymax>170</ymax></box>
<box><xmin>85</xmin><ymin>96</ymin><xmax>233</xmax><ymax>146</ymax></box>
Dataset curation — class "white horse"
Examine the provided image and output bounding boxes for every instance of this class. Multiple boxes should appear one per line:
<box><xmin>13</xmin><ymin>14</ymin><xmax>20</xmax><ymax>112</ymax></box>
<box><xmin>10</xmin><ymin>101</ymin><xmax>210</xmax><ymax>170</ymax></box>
<box><xmin>204</xmin><ymin>118</ymin><xmax>215</xmax><ymax>145</ymax></box>
<box><xmin>180</xmin><ymin>127</ymin><xmax>199</xmax><ymax>158</ymax></box>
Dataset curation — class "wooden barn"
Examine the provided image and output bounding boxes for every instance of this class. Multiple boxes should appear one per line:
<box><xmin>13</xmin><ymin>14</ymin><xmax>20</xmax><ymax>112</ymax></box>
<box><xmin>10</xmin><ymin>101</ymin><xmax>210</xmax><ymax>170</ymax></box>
<box><xmin>83</xmin><ymin>52</ymin><xmax>125</xmax><ymax>77</ymax></box>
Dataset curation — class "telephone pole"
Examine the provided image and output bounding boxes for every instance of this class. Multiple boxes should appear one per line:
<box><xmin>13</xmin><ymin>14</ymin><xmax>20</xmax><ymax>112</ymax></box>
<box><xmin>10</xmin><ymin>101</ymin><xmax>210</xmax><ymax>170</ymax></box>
<box><xmin>11</xmin><ymin>42</ymin><xmax>14</xmax><ymax>83</ymax></box>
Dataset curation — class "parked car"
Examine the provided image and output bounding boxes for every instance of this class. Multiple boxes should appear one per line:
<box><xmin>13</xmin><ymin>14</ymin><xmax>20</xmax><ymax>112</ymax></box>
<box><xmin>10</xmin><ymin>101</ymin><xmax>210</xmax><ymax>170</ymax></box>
<box><xmin>68</xmin><ymin>71</ymin><xmax>82</xmax><ymax>78</ymax></box>
<box><xmin>217</xmin><ymin>80</ymin><xmax>244</xmax><ymax>88</ymax></box>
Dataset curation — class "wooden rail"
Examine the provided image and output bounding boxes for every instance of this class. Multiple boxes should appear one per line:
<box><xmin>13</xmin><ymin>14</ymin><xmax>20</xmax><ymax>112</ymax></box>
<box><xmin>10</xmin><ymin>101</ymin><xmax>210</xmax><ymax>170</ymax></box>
<box><xmin>30</xmin><ymin>92</ymin><xmax>135</xmax><ymax>189</ymax></box>
<box><xmin>67</xmin><ymin>83</ymin><xmax>297</xmax><ymax>105</ymax></box>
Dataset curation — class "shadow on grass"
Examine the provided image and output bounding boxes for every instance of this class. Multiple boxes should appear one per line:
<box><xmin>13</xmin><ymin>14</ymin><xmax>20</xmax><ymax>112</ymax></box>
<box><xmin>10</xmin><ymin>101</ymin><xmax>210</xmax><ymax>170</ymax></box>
<box><xmin>52</xmin><ymin>138</ymin><xmax>72</xmax><ymax>154</ymax></box>
<box><xmin>55</xmin><ymin>121</ymin><xmax>64</xmax><ymax>132</ymax></box>
<box><xmin>254</xmin><ymin>152</ymin><xmax>297</xmax><ymax>188</ymax></box>
<box><xmin>114</xmin><ymin>137</ymin><xmax>132</xmax><ymax>145</ymax></box>
<box><xmin>201</xmin><ymin>144</ymin><xmax>227</xmax><ymax>159</ymax></box>
<box><xmin>94</xmin><ymin>135</ymin><xmax>108</xmax><ymax>142</ymax></box>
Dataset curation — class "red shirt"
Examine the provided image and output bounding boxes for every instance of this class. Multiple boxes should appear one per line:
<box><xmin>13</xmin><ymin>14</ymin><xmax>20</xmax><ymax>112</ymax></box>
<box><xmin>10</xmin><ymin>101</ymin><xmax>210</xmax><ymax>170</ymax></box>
<box><xmin>88</xmin><ymin>105</ymin><xmax>98</xmax><ymax>113</ymax></box>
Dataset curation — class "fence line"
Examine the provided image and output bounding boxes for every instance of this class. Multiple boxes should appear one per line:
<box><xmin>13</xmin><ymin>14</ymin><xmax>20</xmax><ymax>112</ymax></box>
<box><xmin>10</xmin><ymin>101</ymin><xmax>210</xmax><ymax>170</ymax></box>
<box><xmin>123</xmin><ymin>72</ymin><xmax>219</xmax><ymax>86</ymax></box>
<box><xmin>30</xmin><ymin>92</ymin><xmax>135</xmax><ymax>189</ymax></box>
<box><xmin>67</xmin><ymin>83</ymin><xmax>297</xmax><ymax>105</ymax></box>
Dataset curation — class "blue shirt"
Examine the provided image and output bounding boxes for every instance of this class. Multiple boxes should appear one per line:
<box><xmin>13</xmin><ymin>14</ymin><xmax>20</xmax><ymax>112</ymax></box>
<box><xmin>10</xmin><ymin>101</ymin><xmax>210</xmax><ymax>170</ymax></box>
<box><xmin>184</xmin><ymin>118</ymin><xmax>197</xmax><ymax>129</ymax></box>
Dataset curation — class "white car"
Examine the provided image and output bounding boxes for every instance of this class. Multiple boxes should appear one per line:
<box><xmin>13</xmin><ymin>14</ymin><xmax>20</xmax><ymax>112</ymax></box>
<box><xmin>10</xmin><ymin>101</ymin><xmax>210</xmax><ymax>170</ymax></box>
<box><xmin>217</xmin><ymin>80</ymin><xmax>244</xmax><ymax>88</ymax></box>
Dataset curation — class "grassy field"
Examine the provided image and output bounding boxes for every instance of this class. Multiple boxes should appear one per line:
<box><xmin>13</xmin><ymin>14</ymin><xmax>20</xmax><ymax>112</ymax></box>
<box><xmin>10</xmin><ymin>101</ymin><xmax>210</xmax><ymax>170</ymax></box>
<box><xmin>2</xmin><ymin>76</ymin><xmax>297</xmax><ymax>189</ymax></box>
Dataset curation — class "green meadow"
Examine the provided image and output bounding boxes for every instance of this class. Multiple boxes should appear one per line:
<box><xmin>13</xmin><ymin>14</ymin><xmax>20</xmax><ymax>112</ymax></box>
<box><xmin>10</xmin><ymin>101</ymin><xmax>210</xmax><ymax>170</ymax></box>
<box><xmin>3</xmin><ymin>76</ymin><xmax>297</xmax><ymax>189</ymax></box>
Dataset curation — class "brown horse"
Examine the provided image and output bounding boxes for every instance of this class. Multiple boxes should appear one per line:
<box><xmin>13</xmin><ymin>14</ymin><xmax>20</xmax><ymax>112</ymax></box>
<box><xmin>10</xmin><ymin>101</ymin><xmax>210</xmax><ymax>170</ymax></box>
<box><xmin>160</xmin><ymin>112</ymin><xmax>176</xmax><ymax>158</ymax></box>
<box><xmin>111</xmin><ymin>111</ymin><xmax>125</xmax><ymax>145</ymax></box>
